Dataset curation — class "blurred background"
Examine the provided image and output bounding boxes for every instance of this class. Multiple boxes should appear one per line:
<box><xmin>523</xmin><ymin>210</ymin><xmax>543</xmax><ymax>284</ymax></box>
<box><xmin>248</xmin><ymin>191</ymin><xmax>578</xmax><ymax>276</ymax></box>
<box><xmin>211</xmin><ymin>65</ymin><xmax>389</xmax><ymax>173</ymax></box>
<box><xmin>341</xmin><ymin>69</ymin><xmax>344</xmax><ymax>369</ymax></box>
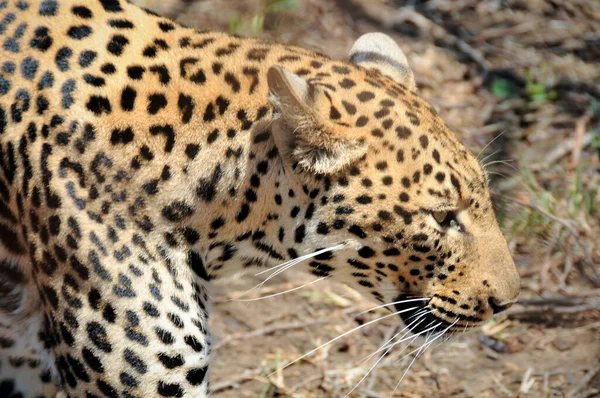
<box><xmin>133</xmin><ymin>1</ymin><xmax>599</xmax><ymax>397</ymax></box>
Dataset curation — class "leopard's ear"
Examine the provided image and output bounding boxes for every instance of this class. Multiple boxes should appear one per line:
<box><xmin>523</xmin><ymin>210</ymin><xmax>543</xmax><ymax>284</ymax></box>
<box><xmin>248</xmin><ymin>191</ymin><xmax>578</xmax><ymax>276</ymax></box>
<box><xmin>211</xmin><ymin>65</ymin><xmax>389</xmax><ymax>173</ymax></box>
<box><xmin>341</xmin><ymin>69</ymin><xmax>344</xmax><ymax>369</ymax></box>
<box><xmin>267</xmin><ymin>66</ymin><xmax>368</xmax><ymax>175</ymax></box>
<box><xmin>349</xmin><ymin>32</ymin><xmax>417</xmax><ymax>91</ymax></box>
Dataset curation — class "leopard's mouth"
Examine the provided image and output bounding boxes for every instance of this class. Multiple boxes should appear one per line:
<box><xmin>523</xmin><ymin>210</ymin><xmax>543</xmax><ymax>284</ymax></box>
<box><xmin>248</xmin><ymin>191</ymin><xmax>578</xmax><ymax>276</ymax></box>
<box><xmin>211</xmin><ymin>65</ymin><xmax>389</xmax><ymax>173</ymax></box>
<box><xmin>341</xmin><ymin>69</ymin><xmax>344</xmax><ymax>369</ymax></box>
<box><xmin>394</xmin><ymin>295</ymin><xmax>453</xmax><ymax>335</ymax></box>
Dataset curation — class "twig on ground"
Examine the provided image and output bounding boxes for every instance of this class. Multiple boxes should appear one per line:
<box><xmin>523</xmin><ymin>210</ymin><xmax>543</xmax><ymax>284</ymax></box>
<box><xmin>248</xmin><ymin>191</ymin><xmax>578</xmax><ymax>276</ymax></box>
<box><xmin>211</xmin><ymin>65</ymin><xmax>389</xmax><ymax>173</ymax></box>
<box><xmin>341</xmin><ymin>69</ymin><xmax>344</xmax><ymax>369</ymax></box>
<box><xmin>565</xmin><ymin>364</ymin><xmax>600</xmax><ymax>398</ymax></box>
<box><xmin>530</xmin><ymin>132</ymin><xmax>596</xmax><ymax>171</ymax></box>
<box><xmin>473</xmin><ymin>21</ymin><xmax>537</xmax><ymax>42</ymax></box>
<box><xmin>569</xmin><ymin>110</ymin><xmax>593</xmax><ymax>170</ymax></box>
<box><xmin>509</xmin><ymin>297</ymin><xmax>600</xmax><ymax>326</ymax></box>
<box><xmin>517</xmin><ymin>297</ymin><xmax>588</xmax><ymax>306</ymax></box>
<box><xmin>211</xmin><ymin>369</ymin><xmax>264</xmax><ymax>392</ymax></box>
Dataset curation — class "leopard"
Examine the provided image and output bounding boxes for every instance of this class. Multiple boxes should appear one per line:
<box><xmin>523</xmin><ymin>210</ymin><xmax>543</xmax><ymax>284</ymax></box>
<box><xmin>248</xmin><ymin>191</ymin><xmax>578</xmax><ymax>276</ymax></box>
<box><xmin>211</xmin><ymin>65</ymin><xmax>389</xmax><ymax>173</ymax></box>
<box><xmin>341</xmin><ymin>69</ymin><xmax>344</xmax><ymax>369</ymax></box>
<box><xmin>0</xmin><ymin>0</ymin><xmax>521</xmax><ymax>396</ymax></box>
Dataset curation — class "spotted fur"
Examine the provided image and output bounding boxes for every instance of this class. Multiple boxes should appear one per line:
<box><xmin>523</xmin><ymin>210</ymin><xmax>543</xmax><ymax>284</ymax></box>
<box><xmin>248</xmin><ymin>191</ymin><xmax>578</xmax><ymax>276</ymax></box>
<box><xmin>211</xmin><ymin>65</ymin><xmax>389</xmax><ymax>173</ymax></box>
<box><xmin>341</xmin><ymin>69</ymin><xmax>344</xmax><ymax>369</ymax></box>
<box><xmin>0</xmin><ymin>1</ymin><xmax>520</xmax><ymax>397</ymax></box>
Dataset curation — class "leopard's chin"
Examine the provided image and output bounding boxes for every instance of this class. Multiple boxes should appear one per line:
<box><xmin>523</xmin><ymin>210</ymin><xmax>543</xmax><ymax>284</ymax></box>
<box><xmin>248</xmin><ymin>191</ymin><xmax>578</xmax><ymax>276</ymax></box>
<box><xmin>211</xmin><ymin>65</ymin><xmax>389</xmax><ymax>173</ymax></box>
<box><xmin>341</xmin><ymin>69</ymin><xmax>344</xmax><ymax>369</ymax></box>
<box><xmin>394</xmin><ymin>295</ymin><xmax>453</xmax><ymax>335</ymax></box>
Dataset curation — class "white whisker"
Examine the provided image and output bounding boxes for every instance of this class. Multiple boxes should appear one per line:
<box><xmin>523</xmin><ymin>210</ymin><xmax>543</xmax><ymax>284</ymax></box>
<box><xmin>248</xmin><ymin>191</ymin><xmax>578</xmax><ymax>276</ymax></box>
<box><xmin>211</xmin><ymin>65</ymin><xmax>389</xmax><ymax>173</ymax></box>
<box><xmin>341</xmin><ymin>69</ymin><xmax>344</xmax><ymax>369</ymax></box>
<box><xmin>372</xmin><ymin>319</ymin><xmax>440</xmax><ymax>357</ymax></box>
<box><xmin>477</xmin><ymin>130</ymin><xmax>507</xmax><ymax>160</ymax></box>
<box><xmin>485</xmin><ymin>171</ymin><xmax>510</xmax><ymax>179</ymax></box>
<box><xmin>254</xmin><ymin>243</ymin><xmax>346</xmax><ymax>289</ymax></box>
<box><xmin>392</xmin><ymin>319</ymin><xmax>459</xmax><ymax>394</ymax></box>
<box><xmin>484</xmin><ymin>159</ymin><xmax>514</xmax><ymax>169</ymax></box>
<box><xmin>358</xmin><ymin>313</ymin><xmax>430</xmax><ymax>365</ymax></box>
<box><xmin>375</xmin><ymin>311</ymin><xmax>432</xmax><ymax>353</ymax></box>
<box><xmin>232</xmin><ymin>276</ymin><xmax>328</xmax><ymax>302</ymax></box>
<box><xmin>236</xmin><ymin>243</ymin><xmax>347</xmax><ymax>299</ymax></box>
<box><xmin>344</xmin><ymin>336</ymin><xmax>397</xmax><ymax>397</ymax></box>
<box><xmin>356</xmin><ymin>297</ymin><xmax>429</xmax><ymax>316</ymax></box>
<box><xmin>266</xmin><ymin>306</ymin><xmax>421</xmax><ymax>378</ymax></box>
<box><xmin>344</xmin><ymin>316</ymin><xmax>439</xmax><ymax>397</ymax></box>
<box><xmin>255</xmin><ymin>243</ymin><xmax>347</xmax><ymax>276</ymax></box>
<box><xmin>480</xmin><ymin>147</ymin><xmax>502</xmax><ymax>165</ymax></box>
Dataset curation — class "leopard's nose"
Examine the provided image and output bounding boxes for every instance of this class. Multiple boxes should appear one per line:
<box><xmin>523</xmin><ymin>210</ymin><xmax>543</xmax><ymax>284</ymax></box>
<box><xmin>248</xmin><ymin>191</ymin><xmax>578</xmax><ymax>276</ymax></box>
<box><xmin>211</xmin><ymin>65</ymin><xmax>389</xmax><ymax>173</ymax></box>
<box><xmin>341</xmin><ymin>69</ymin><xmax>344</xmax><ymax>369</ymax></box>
<box><xmin>487</xmin><ymin>296</ymin><xmax>514</xmax><ymax>314</ymax></box>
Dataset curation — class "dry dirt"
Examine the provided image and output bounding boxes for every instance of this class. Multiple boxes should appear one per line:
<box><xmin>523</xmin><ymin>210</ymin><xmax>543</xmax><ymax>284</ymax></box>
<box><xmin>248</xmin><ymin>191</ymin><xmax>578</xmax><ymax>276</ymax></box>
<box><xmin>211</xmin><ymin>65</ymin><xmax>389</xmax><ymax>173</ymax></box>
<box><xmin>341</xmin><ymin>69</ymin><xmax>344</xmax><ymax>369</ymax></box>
<box><xmin>132</xmin><ymin>1</ymin><xmax>600</xmax><ymax>396</ymax></box>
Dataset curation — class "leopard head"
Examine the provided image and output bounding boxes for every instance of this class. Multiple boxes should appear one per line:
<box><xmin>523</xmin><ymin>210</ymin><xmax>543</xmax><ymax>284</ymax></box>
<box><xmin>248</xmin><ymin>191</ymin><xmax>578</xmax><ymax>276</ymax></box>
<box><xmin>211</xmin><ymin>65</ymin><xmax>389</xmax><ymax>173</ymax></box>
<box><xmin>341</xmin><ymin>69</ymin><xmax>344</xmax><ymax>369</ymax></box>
<box><xmin>267</xmin><ymin>33</ymin><xmax>520</xmax><ymax>333</ymax></box>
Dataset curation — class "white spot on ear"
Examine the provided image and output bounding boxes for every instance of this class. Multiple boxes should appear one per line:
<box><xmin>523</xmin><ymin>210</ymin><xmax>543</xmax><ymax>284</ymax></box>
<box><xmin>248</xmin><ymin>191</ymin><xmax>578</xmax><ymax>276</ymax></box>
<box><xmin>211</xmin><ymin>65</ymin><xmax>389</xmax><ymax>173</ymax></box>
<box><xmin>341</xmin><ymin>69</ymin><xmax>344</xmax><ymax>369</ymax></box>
<box><xmin>349</xmin><ymin>32</ymin><xmax>417</xmax><ymax>91</ymax></box>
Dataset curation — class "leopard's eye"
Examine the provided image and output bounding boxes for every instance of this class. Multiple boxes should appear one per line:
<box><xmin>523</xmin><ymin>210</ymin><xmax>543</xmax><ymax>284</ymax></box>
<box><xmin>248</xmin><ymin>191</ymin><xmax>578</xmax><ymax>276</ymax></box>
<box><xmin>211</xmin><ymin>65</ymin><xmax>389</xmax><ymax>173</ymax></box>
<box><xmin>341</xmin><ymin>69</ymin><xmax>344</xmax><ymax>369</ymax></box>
<box><xmin>432</xmin><ymin>211</ymin><xmax>449</xmax><ymax>225</ymax></box>
<box><xmin>432</xmin><ymin>210</ymin><xmax>460</xmax><ymax>230</ymax></box>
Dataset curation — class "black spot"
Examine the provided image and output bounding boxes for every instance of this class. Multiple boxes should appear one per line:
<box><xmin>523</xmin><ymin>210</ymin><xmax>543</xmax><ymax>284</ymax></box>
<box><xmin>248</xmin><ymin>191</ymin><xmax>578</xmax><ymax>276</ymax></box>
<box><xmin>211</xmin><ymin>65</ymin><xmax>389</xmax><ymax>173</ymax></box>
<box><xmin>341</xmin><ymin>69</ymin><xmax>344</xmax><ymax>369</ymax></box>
<box><xmin>142</xmin><ymin>179</ymin><xmax>159</xmax><ymax>195</ymax></box>
<box><xmin>30</xmin><ymin>26</ymin><xmax>53</xmax><ymax>52</ymax></box>
<box><xmin>67</xmin><ymin>25</ymin><xmax>92</xmax><ymax>40</ymax></box>
<box><xmin>79</xmin><ymin>50</ymin><xmax>97</xmax><ymax>67</ymax></box>
<box><xmin>412</xmin><ymin>171</ymin><xmax>421</xmax><ymax>184</ymax></box>
<box><xmin>110</xmin><ymin>127</ymin><xmax>134</xmax><ymax>145</ymax></box>
<box><xmin>82</xmin><ymin>348</ymin><xmax>104</xmax><ymax>373</ymax></box>
<box><xmin>355</xmin><ymin>195</ymin><xmax>372</xmax><ymax>204</ymax></box>
<box><xmin>162</xmin><ymin>201</ymin><xmax>193</xmax><ymax>222</ymax></box>
<box><xmin>155</xmin><ymin>328</ymin><xmax>174</xmax><ymax>344</ymax></box>
<box><xmin>336</xmin><ymin>206</ymin><xmax>353</xmax><ymax>215</ymax></box>
<box><xmin>108</xmin><ymin>19</ymin><xmax>134</xmax><ymax>29</ymax></box>
<box><xmin>236</xmin><ymin>204</ymin><xmax>250</xmax><ymax>222</ymax></box>
<box><xmin>100</xmin><ymin>63</ymin><xmax>116</xmax><ymax>74</ymax></box>
<box><xmin>358</xmin><ymin>247</ymin><xmax>375</xmax><ymax>258</ymax></box>
<box><xmin>72</xmin><ymin>6</ymin><xmax>92</xmax><ymax>18</ymax></box>
<box><xmin>120</xmin><ymin>372</ymin><xmax>139</xmax><ymax>388</ymax></box>
<box><xmin>393</xmin><ymin>205</ymin><xmax>413</xmax><ymax>224</ymax></box>
<box><xmin>186</xmin><ymin>367</ymin><xmax>207</xmax><ymax>386</ymax></box>
<box><xmin>340</xmin><ymin>78</ymin><xmax>356</xmax><ymax>89</ymax></box>
<box><xmin>124</xmin><ymin>348</ymin><xmax>147</xmax><ymax>374</ymax></box>
<box><xmin>107</xmin><ymin>34</ymin><xmax>129</xmax><ymax>55</ymax></box>
<box><xmin>55</xmin><ymin>47</ymin><xmax>73</xmax><ymax>72</ymax></box>
<box><xmin>120</xmin><ymin>86</ymin><xmax>136</xmax><ymax>111</ymax></box>
<box><xmin>158</xmin><ymin>381</ymin><xmax>184</xmax><ymax>397</ymax></box>
<box><xmin>20</xmin><ymin>56</ymin><xmax>39</xmax><ymax>80</ymax></box>
<box><xmin>149</xmin><ymin>124</ymin><xmax>175</xmax><ymax>152</ymax></box>
<box><xmin>396</xmin><ymin>126</ymin><xmax>412</xmax><ymax>139</ymax></box>
<box><xmin>185</xmin><ymin>144</ymin><xmax>199</xmax><ymax>159</ymax></box>
<box><xmin>294</xmin><ymin>225</ymin><xmax>306</xmax><ymax>243</ymax></box>
<box><xmin>99</xmin><ymin>0</ymin><xmax>123</xmax><ymax>13</ymax></box>
<box><xmin>178</xmin><ymin>94</ymin><xmax>194</xmax><ymax>124</ymax></box>
<box><xmin>147</xmin><ymin>93</ymin><xmax>167</xmax><ymax>114</ymax></box>
<box><xmin>196</xmin><ymin>164</ymin><xmax>222</xmax><ymax>201</ymax></box>
<box><xmin>348</xmin><ymin>258</ymin><xmax>369</xmax><ymax>270</ymax></box>
<box><xmin>224</xmin><ymin>72</ymin><xmax>240</xmax><ymax>92</ymax></box>
<box><xmin>329</xmin><ymin>106</ymin><xmax>341</xmax><ymax>120</ymax></box>
<box><xmin>86</xmin><ymin>96</ymin><xmax>111</xmax><ymax>115</ymax></box>
<box><xmin>83</xmin><ymin>74</ymin><xmax>105</xmax><ymax>87</ymax></box>
<box><xmin>348</xmin><ymin>225</ymin><xmax>366</xmax><ymax>238</ymax></box>
<box><xmin>143</xmin><ymin>45</ymin><xmax>157</xmax><ymax>58</ymax></box>
<box><xmin>127</xmin><ymin>65</ymin><xmax>145</xmax><ymax>80</ymax></box>
<box><xmin>150</xmin><ymin>65</ymin><xmax>171</xmax><ymax>85</ymax></box>
<box><xmin>86</xmin><ymin>322</ymin><xmax>111</xmax><ymax>352</ymax></box>
<box><xmin>157</xmin><ymin>353</ymin><xmax>184</xmax><ymax>369</ymax></box>
<box><xmin>383</xmin><ymin>248</ymin><xmax>400</xmax><ymax>256</ymax></box>
<box><xmin>158</xmin><ymin>22</ymin><xmax>175</xmax><ymax>32</ymax></box>
<box><xmin>206</xmin><ymin>129</ymin><xmax>220</xmax><ymax>144</ymax></box>
<box><xmin>358</xmin><ymin>280</ymin><xmax>374</xmax><ymax>288</ymax></box>
<box><xmin>357</xmin><ymin>91</ymin><xmax>375</xmax><ymax>102</ymax></box>
<box><xmin>39</xmin><ymin>0</ymin><xmax>58</xmax><ymax>16</ymax></box>
<box><xmin>216</xmin><ymin>96</ymin><xmax>229</xmax><ymax>114</ymax></box>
